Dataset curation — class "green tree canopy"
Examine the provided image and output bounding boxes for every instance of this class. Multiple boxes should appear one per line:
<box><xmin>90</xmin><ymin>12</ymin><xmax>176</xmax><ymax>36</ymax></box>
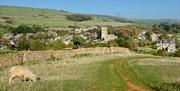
<box><xmin>72</xmin><ymin>35</ymin><xmax>85</xmax><ymax>48</ymax></box>
<box><xmin>66</xmin><ymin>14</ymin><xmax>92</xmax><ymax>21</ymax></box>
<box><xmin>11</xmin><ymin>24</ymin><xmax>47</xmax><ymax>35</ymax></box>
<box><xmin>16</xmin><ymin>36</ymin><xmax>29</xmax><ymax>50</ymax></box>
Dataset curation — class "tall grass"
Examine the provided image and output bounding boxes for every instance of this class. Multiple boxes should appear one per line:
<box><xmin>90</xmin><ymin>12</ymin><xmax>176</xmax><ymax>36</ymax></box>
<box><xmin>129</xmin><ymin>57</ymin><xmax>180</xmax><ymax>91</ymax></box>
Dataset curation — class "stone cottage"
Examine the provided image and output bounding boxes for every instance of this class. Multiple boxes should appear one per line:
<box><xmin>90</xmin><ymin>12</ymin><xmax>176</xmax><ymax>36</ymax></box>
<box><xmin>156</xmin><ymin>39</ymin><xmax>176</xmax><ymax>53</ymax></box>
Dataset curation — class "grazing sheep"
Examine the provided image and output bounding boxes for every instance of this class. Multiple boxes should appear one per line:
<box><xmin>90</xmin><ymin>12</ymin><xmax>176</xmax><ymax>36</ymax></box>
<box><xmin>9</xmin><ymin>66</ymin><xmax>37</xmax><ymax>82</ymax></box>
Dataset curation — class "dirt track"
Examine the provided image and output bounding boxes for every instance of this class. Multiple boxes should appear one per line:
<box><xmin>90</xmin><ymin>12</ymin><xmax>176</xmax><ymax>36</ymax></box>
<box><xmin>111</xmin><ymin>58</ymin><xmax>146</xmax><ymax>91</ymax></box>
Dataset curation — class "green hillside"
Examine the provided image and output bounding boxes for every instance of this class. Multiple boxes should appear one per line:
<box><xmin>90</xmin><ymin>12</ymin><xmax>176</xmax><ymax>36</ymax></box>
<box><xmin>0</xmin><ymin>6</ymin><xmax>132</xmax><ymax>27</ymax></box>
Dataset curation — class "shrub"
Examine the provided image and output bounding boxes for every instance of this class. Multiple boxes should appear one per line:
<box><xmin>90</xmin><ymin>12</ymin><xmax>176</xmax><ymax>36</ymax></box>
<box><xmin>83</xmin><ymin>41</ymin><xmax>96</xmax><ymax>48</ymax></box>
<box><xmin>175</xmin><ymin>49</ymin><xmax>180</xmax><ymax>57</ymax></box>
<box><xmin>46</xmin><ymin>41</ymin><xmax>65</xmax><ymax>50</ymax></box>
<box><xmin>134</xmin><ymin>47</ymin><xmax>157</xmax><ymax>55</ymax></box>
<box><xmin>143</xmin><ymin>50</ymin><xmax>157</xmax><ymax>55</ymax></box>
<box><xmin>66</xmin><ymin>14</ymin><xmax>92</xmax><ymax>21</ymax></box>
<box><xmin>122</xmin><ymin>38</ymin><xmax>134</xmax><ymax>51</ymax></box>
<box><xmin>29</xmin><ymin>40</ymin><xmax>45</xmax><ymax>51</ymax></box>
<box><xmin>157</xmin><ymin>49</ymin><xmax>167</xmax><ymax>56</ymax></box>
<box><xmin>95</xmin><ymin>42</ymin><xmax>108</xmax><ymax>47</ymax></box>
<box><xmin>108</xmin><ymin>40</ymin><xmax>119</xmax><ymax>47</ymax></box>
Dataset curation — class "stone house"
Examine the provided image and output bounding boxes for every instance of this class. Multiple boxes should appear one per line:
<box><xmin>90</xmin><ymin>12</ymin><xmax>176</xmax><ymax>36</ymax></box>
<box><xmin>2</xmin><ymin>32</ymin><xmax>14</xmax><ymax>39</ymax></box>
<box><xmin>156</xmin><ymin>39</ymin><xmax>176</xmax><ymax>53</ymax></box>
<box><xmin>138</xmin><ymin>30</ymin><xmax>160</xmax><ymax>42</ymax></box>
<box><xmin>150</xmin><ymin>32</ymin><xmax>159</xmax><ymax>42</ymax></box>
<box><xmin>61</xmin><ymin>35</ymin><xmax>73</xmax><ymax>45</ymax></box>
<box><xmin>14</xmin><ymin>34</ymin><xmax>24</xmax><ymax>40</ymax></box>
<box><xmin>48</xmin><ymin>31</ymin><xmax>58</xmax><ymax>36</ymax></box>
<box><xmin>138</xmin><ymin>31</ymin><xmax>147</xmax><ymax>40</ymax></box>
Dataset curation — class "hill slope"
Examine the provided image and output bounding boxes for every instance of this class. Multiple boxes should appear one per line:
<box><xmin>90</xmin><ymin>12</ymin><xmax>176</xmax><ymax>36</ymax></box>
<box><xmin>0</xmin><ymin>6</ymin><xmax>132</xmax><ymax>27</ymax></box>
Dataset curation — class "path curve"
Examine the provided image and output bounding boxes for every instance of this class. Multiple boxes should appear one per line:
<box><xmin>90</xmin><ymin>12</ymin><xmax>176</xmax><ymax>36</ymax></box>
<box><xmin>113</xmin><ymin>58</ymin><xmax>146</xmax><ymax>91</ymax></box>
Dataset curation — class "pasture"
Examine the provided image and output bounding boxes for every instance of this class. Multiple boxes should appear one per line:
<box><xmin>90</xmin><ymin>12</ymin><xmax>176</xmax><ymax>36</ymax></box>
<box><xmin>0</xmin><ymin>53</ymin><xmax>180</xmax><ymax>91</ymax></box>
<box><xmin>0</xmin><ymin>6</ymin><xmax>132</xmax><ymax>27</ymax></box>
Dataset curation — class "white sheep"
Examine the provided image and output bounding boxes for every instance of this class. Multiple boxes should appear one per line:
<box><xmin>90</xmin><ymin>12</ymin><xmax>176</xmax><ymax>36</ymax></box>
<box><xmin>9</xmin><ymin>66</ymin><xmax>38</xmax><ymax>82</ymax></box>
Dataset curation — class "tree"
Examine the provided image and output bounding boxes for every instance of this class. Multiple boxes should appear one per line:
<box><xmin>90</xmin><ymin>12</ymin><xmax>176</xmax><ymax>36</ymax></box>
<box><xmin>66</xmin><ymin>14</ymin><xmax>92</xmax><ymax>21</ymax></box>
<box><xmin>108</xmin><ymin>26</ymin><xmax>114</xmax><ymax>34</ymax></box>
<box><xmin>123</xmin><ymin>39</ymin><xmax>134</xmax><ymax>51</ymax></box>
<box><xmin>115</xmin><ymin>37</ymin><xmax>125</xmax><ymax>47</ymax></box>
<box><xmin>108</xmin><ymin>40</ymin><xmax>119</xmax><ymax>47</ymax></box>
<box><xmin>114</xmin><ymin>32</ymin><xmax>124</xmax><ymax>38</ymax></box>
<box><xmin>16</xmin><ymin>36</ymin><xmax>29</xmax><ymax>50</ymax></box>
<box><xmin>152</xmin><ymin>24</ymin><xmax>164</xmax><ymax>33</ymax></box>
<box><xmin>145</xmin><ymin>30</ymin><xmax>153</xmax><ymax>40</ymax></box>
<box><xmin>11</xmin><ymin>24</ymin><xmax>47</xmax><ymax>35</ymax></box>
<box><xmin>152</xmin><ymin>23</ymin><xmax>180</xmax><ymax>33</ymax></box>
<box><xmin>160</xmin><ymin>22</ymin><xmax>171</xmax><ymax>32</ymax></box>
<box><xmin>72</xmin><ymin>35</ymin><xmax>85</xmax><ymax>48</ymax></box>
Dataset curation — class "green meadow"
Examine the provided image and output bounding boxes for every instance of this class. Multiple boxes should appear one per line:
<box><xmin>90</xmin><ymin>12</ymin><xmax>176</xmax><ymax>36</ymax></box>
<box><xmin>0</xmin><ymin>54</ymin><xmax>180</xmax><ymax>91</ymax></box>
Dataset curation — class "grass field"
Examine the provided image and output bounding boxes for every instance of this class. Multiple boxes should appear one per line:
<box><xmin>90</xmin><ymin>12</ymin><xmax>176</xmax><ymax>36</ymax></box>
<box><xmin>0</xmin><ymin>6</ymin><xmax>132</xmax><ymax>27</ymax></box>
<box><xmin>0</xmin><ymin>53</ymin><xmax>180</xmax><ymax>91</ymax></box>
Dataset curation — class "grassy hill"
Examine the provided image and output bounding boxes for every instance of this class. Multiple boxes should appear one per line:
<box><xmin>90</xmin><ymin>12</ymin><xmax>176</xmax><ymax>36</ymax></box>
<box><xmin>0</xmin><ymin>6</ymin><xmax>132</xmax><ymax>28</ymax></box>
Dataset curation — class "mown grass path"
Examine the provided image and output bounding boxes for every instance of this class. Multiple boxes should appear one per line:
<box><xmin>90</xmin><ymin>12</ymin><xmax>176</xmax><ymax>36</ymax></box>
<box><xmin>97</xmin><ymin>57</ymin><xmax>148</xmax><ymax>91</ymax></box>
<box><xmin>113</xmin><ymin>58</ymin><xmax>145</xmax><ymax>91</ymax></box>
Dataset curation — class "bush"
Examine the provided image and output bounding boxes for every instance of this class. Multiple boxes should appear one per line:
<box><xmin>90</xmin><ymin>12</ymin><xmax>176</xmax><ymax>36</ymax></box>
<box><xmin>157</xmin><ymin>49</ymin><xmax>167</xmax><ymax>56</ymax></box>
<box><xmin>95</xmin><ymin>42</ymin><xmax>108</xmax><ymax>47</ymax></box>
<box><xmin>134</xmin><ymin>47</ymin><xmax>157</xmax><ymax>55</ymax></box>
<box><xmin>123</xmin><ymin>40</ymin><xmax>134</xmax><ymax>51</ymax></box>
<box><xmin>108</xmin><ymin>40</ymin><xmax>119</xmax><ymax>47</ymax></box>
<box><xmin>83</xmin><ymin>41</ymin><xmax>96</xmax><ymax>48</ymax></box>
<box><xmin>66</xmin><ymin>14</ymin><xmax>92</xmax><ymax>21</ymax></box>
<box><xmin>175</xmin><ymin>49</ymin><xmax>180</xmax><ymax>57</ymax></box>
<box><xmin>46</xmin><ymin>41</ymin><xmax>65</xmax><ymax>50</ymax></box>
<box><xmin>29</xmin><ymin>40</ymin><xmax>45</xmax><ymax>51</ymax></box>
<box><xmin>143</xmin><ymin>50</ymin><xmax>157</xmax><ymax>55</ymax></box>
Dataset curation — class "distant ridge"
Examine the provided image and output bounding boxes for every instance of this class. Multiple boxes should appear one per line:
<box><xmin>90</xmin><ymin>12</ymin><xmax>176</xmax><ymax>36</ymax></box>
<box><xmin>0</xmin><ymin>5</ymin><xmax>132</xmax><ymax>27</ymax></box>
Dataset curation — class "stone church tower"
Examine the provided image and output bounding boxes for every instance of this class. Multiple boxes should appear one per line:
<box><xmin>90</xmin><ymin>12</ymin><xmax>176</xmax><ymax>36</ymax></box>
<box><xmin>101</xmin><ymin>27</ymin><xmax>108</xmax><ymax>40</ymax></box>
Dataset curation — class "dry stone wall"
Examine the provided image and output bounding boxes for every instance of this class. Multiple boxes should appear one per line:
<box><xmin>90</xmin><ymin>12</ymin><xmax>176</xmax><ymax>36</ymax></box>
<box><xmin>23</xmin><ymin>51</ymin><xmax>52</xmax><ymax>62</ymax></box>
<box><xmin>0</xmin><ymin>47</ymin><xmax>129</xmax><ymax>69</ymax></box>
<box><xmin>0</xmin><ymin>52</ymin><xmax>23</xmax><ymax>69</ymax></box>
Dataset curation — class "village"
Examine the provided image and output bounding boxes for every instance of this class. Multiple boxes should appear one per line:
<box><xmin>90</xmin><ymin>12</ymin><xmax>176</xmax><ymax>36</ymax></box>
<box><xmin>1</xmin><ymin>1</ymin><xmax>180</xmax><ymax>90</ymax></box>
<box><xmin>0</xmin><ymin>25</ymin><xmax>179</xmax><ymax>56</ymax></box>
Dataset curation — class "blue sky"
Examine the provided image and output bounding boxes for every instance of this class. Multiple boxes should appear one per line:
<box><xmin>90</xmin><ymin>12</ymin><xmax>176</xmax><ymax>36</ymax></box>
<box><xmin>0</xmin><ymin>0</ymin><xmax>180</xmax><ymax>19</ymax></box>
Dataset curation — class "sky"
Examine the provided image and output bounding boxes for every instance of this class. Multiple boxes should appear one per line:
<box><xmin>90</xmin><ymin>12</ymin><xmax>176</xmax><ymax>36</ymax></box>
<box><xmin>0</xmin><ymin>0</ymin><xmax>180</xmax><ymax>19</ymax></box>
